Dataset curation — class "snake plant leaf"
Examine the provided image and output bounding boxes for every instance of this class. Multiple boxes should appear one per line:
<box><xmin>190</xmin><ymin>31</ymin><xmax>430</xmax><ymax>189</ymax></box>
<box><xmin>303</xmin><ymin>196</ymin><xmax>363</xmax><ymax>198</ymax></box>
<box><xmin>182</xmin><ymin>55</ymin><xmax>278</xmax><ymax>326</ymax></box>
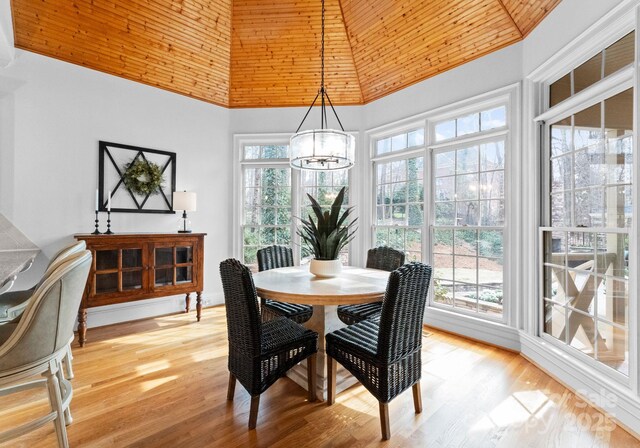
<box><xmin>296</xmin><ymin>186</ymin><xmax>356</xmax><ymax>261</ymax></box>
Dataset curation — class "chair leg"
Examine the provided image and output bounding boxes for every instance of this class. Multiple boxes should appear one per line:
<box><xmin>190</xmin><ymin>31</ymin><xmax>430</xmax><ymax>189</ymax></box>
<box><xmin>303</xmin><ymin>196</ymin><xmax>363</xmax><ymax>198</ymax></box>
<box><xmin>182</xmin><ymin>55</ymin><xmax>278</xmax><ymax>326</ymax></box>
<box><xmin>45</xmin><ymin>361</ymin><xmax>69</xmax><ymax>448</ymax></box>
<box><xmin>327</xmin><ymin>355</ymin><xmax>336</xmax><ymax>405</ymax></box>
<box><xmin>379</xmin><ymin>402</ymin><xmax>391</xmax><ymax>441</ymax></box>
<box><xmin>56</xmin><ymin>366</ymin><xmax>73</xmax><ymax>425</ymax></box>
<box><xmin>248</xmin><ymin>395</ymin><xmax>260</xmax><ymax>430</ymax></box>
<box><xmin>227</xmin><ymin>373</ymin><xmax>236</xmax><ymax>401</ymax></box>
<box><xmin>412</xmin><ymin>382</ymin><xmax>422</xmax><ymax>414</ymax></box>
<box><xmin>63</xmin><ymin>344</ymin><xmax>74</xmax><ymax>380</ymax></box>
<box><xmin>307</xmin><ymin>354</ymin><xmax>317</xmax><ymax>402</ymax></box>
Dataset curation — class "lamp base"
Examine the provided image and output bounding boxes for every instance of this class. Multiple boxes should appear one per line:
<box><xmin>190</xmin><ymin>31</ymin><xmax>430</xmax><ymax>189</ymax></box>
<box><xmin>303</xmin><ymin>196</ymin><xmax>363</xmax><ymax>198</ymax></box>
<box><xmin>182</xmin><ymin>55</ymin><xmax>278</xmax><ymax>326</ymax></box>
<box><xmin>177</xmin><ymin>230</ymin><xmax>192</xmax><ymax>233</ymax></box>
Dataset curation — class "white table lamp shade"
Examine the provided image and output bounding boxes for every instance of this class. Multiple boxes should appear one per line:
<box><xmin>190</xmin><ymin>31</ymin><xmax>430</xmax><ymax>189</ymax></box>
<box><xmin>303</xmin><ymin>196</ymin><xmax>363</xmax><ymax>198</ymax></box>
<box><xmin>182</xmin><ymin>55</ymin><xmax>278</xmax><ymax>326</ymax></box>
<box><xmin>173</xmin><ymin>191</ymin><xmax>197</xmax><ymax>212</ymax></box>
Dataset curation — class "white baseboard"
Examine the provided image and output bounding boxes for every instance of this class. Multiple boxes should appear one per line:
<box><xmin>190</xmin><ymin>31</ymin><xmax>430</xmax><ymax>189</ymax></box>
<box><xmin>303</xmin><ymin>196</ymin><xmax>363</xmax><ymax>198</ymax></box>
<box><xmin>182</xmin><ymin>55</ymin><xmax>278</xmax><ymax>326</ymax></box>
<box><xmin>424</xmin><ymin>306</ymin><xmax>521</xmax><ymax>351</ymax></box>
<box><xmin>84</xmin><ymin>291</ymin><xmax>224</xmax><ymax>328</ymax></box>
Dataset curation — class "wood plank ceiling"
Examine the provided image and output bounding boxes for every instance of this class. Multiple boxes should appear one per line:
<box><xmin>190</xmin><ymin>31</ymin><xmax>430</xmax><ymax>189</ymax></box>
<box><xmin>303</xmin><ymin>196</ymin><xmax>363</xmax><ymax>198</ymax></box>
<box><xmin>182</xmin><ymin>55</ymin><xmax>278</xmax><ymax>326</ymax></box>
<box><xmin>11</xmin><ymin>0</ymin><xmax>560</xmax><ymax>108</ymax></box>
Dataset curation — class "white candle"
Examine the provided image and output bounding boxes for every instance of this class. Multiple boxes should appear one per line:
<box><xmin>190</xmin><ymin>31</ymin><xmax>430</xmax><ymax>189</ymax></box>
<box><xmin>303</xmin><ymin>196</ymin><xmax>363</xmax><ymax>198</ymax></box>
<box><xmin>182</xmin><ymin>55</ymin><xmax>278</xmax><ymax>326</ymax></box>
<box><xmin>95</xmin><ymin>189</ymin><xmax>99</xmax><ymax>211</ymax></box>
<box><xmin>107</xmin><ymin>190</ymin><xmax>111</xmax><ymax>211</ymax></box>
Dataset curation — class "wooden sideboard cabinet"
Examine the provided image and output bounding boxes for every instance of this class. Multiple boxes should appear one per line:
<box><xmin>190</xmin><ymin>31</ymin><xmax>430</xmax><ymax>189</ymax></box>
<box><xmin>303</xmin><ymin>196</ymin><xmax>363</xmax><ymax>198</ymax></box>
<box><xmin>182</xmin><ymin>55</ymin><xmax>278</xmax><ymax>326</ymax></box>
<box><xmin>74</xmin><ymin>233</ymin><xmax>206</xmax><ymax>346</ymax></box>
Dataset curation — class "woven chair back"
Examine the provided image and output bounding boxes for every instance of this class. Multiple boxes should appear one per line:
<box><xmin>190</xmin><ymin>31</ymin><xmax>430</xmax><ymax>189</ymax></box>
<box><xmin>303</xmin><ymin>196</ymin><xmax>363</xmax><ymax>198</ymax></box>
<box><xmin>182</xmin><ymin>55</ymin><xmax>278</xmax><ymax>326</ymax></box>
<box><xmin>257</xmin><ymin>245</ymin><xmax>294</xmax><ymax>272</ymax></box>
<box><xmin>377</xmin><ymin>262</ymin><xmax>432</xmax><ymax>363</ymax></box>
<box><xmin>219</xmin><ymin>259</ymin><xmax>262</xmax><ymax>356</ymax></box>
<box><xmin>366</xmin><ymin>246</ymin><xmax>405</xmax><ymax>272</ymax></box>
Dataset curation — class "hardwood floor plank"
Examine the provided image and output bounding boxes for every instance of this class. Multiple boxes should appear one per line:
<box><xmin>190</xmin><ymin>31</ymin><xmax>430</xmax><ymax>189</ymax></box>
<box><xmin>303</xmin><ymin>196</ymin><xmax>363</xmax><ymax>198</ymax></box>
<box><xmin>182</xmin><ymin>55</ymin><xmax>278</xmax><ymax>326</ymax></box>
<box><xmin>0</xmin><ymin>306</ymin><xmax>637</xmax><ymax>447</ymax></box>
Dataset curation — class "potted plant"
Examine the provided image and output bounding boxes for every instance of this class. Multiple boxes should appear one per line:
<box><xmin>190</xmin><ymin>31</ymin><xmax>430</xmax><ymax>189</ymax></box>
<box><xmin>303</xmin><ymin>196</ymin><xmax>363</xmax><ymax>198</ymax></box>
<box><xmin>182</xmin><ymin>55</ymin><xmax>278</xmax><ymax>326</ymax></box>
<box><xmin>298</xmin><ymin>187</ymin><xmax>357</xmax><ymax>277</ymax></box>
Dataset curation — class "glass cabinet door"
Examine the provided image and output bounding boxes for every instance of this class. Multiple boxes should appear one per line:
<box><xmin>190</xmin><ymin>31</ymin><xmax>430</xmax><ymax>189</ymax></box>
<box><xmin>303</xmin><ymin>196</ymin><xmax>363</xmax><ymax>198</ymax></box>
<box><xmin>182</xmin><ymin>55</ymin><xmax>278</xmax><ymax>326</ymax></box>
<box><xmin>154</xmin><ymin>244</ymin><xmax>195</xmax><ymax>287</ymax></box>
<box><xmin>94</xmin><ymin>247</ymin><xmax>144</xmax><ymax>294</ymax></box>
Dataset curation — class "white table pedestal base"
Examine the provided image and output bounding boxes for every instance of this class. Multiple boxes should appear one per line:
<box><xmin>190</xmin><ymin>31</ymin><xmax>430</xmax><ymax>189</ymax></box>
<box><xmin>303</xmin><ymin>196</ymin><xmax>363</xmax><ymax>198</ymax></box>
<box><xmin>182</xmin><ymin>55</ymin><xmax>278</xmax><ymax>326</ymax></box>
<box><xmin>286</xmin><ymin>305</ymin><xmax>357</xmax><ymax>401</ymax></box>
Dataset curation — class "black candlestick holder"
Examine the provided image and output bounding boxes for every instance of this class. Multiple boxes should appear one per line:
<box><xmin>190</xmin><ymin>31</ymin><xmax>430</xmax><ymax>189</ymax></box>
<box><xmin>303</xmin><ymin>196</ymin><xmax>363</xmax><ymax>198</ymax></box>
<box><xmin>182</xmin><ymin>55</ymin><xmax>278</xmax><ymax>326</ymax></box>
<box><xmin>105</xmin><ymin>211</ymin><xmax>114</xmax><ymax>234</ymax></box>
<box><xmin>91</xmin><ymin>210</ymin><xmax>101</xmax><ymax>234</ymax></box>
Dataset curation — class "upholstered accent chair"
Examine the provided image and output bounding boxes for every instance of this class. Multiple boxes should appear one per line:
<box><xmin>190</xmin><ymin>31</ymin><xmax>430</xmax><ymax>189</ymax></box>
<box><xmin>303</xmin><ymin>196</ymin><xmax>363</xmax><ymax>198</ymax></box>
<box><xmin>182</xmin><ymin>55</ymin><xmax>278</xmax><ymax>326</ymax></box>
<box><xmin>256</xmin><ymin>245</ymin><xmax>313</xmax><ymax>324</ymax></box>
<box><xmin>326</xmin><ymin>262</ymin><xmax>432</xmax><ymax>440</ymax></box>
<box><xmin>220</xmin><ymin>258</ymin><xmax>318</xmax><ymax>429</ymax></box>
<box><xmin>0</xmin><ymin>250</ymin><xmax>91</xmax><ymax>447</ymax></box>
<box><xmin>336</xmin><ymin>246</ymin><xmax>405</xmax><ymax>325</ymax></box>
<box><xmin>0</xmin><ymin>241</ymin><xmax>86</xmax><ymax>380</ymax></box>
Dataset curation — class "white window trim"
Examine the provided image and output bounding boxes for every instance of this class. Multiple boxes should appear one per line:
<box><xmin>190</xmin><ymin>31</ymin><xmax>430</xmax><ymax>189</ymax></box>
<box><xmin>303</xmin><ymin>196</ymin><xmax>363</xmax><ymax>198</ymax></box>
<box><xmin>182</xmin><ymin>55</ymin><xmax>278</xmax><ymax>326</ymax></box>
<box><xmin>526</xmin><ymin>7</ymin><xmax>638</xmax><ymax>389</ymax></box>
<box><xmin>521</xmin><ymin>0</ymin><xmax>640</xmax><ymax>431</ymax></box>
<box><xmin>233</xmin><ymin>132</ymin><xmax>358</xmax><ymax>266</ymax></box>
<box><xmin>364</xmin><ymin>83</ymin><xmax>520</xmax><ymax>329</ymax></box>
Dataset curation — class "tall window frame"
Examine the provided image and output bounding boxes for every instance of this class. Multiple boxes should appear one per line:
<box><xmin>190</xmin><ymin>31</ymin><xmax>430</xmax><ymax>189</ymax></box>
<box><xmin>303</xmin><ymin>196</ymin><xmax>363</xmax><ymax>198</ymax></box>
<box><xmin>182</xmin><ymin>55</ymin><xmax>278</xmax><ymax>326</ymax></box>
<box><xmin>370</xmin><ymin>124</ymin><xmax>427</xmax><ymax>263</ymax></box>
<box><xmin>536</xmin><ymin>28</ymin><xmax>637</xmax><ymax>384</ymax></box>
<box><xmin>233</xmin><ymin>134</ymin><xmax>355</xmax><ymax>269</ymax></box>
<box><xmin>367</xmin><ymin>86</ymin><xmax>518</xmax><ymax>326</ymax></box>
<box><xmin>428</xmin><ymin>98</ymin><xmax>512</xmax><ymax>323</ymax></box>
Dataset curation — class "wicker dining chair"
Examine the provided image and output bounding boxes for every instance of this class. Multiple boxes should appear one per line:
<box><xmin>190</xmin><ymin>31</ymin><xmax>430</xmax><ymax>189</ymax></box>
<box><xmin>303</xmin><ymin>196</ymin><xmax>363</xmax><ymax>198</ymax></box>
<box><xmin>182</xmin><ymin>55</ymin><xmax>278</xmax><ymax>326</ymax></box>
<box><xmin>219</xmin><ymin>258</ymin><xmax>318</xmax><ymax>429</ymax></box>
<box><xmin>256</xmin><ymin>245</ymin><xmax>313</xmax><ymax>324</ymax></box>
<box><xmin>336</xmin><ymin>246</ymin><xmax>405</xmax><ymax>325</ymax></box>
<box><xmin>326</xmin><ymin>262</ymin><xmax>432</xmax><ymax>440</ymax></box>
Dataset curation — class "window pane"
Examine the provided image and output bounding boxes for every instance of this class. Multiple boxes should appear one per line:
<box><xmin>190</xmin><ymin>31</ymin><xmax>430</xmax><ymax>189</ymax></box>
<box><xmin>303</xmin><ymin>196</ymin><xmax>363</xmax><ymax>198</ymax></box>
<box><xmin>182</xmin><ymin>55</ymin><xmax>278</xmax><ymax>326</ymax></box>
<box><xmin>391</xmin><ymin>133</ymin><xmax>407</xmax><ymax>151</ymax></box>
<box><xmin>455</xmin><ymin>230</ymin><xmax>477</xmax><ymax>256</ymax></box>
<box><xmin>544</xmin><ymin>300</ymin><xmax>566</xmax><ymax>340</ymax></box>
<box><xmin>480</xmin><ymin>172</ymin><xmax>504</xmax><ymax>199</ymax></box>
<box><xmin>435</xmin><ymin>120</ymin><xmax>455</xmax><ymax>141</ymax></box>
<box><xmin>377</xmin><ymin>137</ymin><xmax>391</xmax><ymax>155</ymax></box>
<box><xmin>480</xmin><ymin>141</ymin><xmax>505</xmax><ymax>171</ymax></box>
<box><xmin>435</xmin><ymin>177</ymin><xmax>455</xmax><ymax>201</ymax></box>
<box><xmin>457</xmin><ymin>113</ymin><xmax>480</xmax><ymax>136</ymax></box>
<box><xmin>550</xmin><ymin>117</ymin><xmax>572</xmax><ymax>157</ymax></box>
<box><xmin>574</xmin><ymin>102</ymin><xmax>602</xmax><ymax>151</ymax></box>
<box><xmin>408</xmin><ymin>129</ymin><xmax>425</xmax><ymax>147</ymax></box>
<box><xmin>604</xmin><ymin>32</ymin><xmax>635</xmax><ymax>77</ymax></box>
<box><xmin>551</xmin><ymin>192</ymin><xmax>572</xmax><ymax>227</ymax></box>
<box><xmin>435</xmin><ymin>202</ymin><xmax>456</xmax><ymax>225</ymax></box>
<box><xmin>574</xmin><ymin>52</ymin><xmax>603</xmax><ymax>94</ymax></box>
<box><xmin>244</xmin><ymin>145</ymin><xmax>260</xmax><ymax>159</ymax></box>
<box><xmin>456</xmin><ymin>146</ymin><xmax>479</xmax><ymax>173</ymax></box>
<box><xmin>456</xmin><ymin>201</ymin><xmax>479</xmax><ymax>226</ymax></box>
<box><xmin>435</xmin><ymin>151</ymin><xmax>455</xmax><ymax>177</ymax></box>
<box><xmin>480</xmin><ymin>106</ymin><xmax>506</xmax><ymax>131</ymax></box>
<box><xmin>456</xmin><ymin>174</ymin><xmax>479</xmax><ymax>200</ymax></box>
<box><xmin>480</xmin><ymin>199</ymin><xmax>505</xmax><ymax>226</ymax></box>
<box><xmin>597</xmin><ymin>322</ymin><xmax>628</xmax><ymax>376</ymax></box>
<box><xmin>550</xmin><ymin>73</ymin><xmax>572</xmax><ymax>107</ymax></box>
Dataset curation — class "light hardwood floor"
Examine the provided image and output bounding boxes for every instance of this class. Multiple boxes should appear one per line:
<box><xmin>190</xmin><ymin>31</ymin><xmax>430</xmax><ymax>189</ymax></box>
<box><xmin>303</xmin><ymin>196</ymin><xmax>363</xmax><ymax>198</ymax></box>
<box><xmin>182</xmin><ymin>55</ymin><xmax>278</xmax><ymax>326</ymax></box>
<box><xmin>1</xmin><ymin>306</ymin><xmax>638</xmax><ymax>447</ymax></box>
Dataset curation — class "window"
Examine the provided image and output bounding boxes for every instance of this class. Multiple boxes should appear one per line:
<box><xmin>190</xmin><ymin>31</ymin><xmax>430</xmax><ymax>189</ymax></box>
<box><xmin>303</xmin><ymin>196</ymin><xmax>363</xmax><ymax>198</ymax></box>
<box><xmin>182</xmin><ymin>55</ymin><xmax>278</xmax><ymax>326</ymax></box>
<box><xmin>300</xmin><ymin>170</ymin><xmax>350</xmax><ymax>263</ymax></box>
<box><xmin>542</xmin><ymin>88</ymin><xmax>632</xmax><ymax>376</ymax></box>
<box><xmin>549</xmin><ymin>32</ymin><xmax>635</xmax><ymax>107</ymax></box>
<box><xmin>238</xmin><ymin>138</ymin><xmax>353</xmax><ymax>270</ymax></box>
<box><xmin>434</xmin><ymin>106</ymin><xmax>506</xmax><ymax>143</ymax></box>
<box><xmin>373</xmin><ymin>156</ymin><xmax>424</xmax><ymax>262</ymax></box>
<box><xmin>541</xmin><ymin>31</ymin><xmax>634</xmax><ymax>377</ymax></box>
<box><xmin>375</xmin><ymin>128</ymin><xmax>424</xmax><ymax>156</ymax></box>
<box><xmin>241</xmin><ymin>145</ymin><xmax>292</xmax><ymax>269</ymax></box>
<box><xmin>431</xmin><ymin>138</ymin><xmax>506</xmax><ymax>317</ymax></box>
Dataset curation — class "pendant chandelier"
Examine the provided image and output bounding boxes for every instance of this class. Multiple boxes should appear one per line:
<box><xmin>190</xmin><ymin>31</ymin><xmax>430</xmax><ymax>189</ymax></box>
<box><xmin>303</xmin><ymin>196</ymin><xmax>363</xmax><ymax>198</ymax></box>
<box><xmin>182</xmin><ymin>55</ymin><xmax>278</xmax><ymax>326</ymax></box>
<box><xmin>289</xmin><ymin>0</ymin><xmax>355</xmax><ymax>171</ymax></box>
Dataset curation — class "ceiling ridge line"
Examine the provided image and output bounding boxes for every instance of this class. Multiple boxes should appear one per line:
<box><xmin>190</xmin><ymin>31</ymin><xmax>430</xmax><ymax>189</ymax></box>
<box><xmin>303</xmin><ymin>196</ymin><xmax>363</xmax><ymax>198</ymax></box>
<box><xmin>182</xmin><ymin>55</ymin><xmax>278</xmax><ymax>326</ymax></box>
<box><xmin>495</xmin><ymin>0</ymin><xmax>523</xmax><ymax>38</ymax></box>
<box><xmin>336</xmin><ymin>0</ymin><xmax>365</xmax><ymax>105</ymax></box>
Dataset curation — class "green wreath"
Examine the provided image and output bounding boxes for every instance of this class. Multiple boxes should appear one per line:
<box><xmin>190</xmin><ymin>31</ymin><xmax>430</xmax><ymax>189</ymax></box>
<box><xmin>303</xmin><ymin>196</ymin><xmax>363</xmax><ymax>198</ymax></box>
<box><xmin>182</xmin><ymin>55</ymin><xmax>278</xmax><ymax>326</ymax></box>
<box><xmin>122</xmin><ymin>159</ymin><xmax>164</xmax><ymax>196</ymax></box>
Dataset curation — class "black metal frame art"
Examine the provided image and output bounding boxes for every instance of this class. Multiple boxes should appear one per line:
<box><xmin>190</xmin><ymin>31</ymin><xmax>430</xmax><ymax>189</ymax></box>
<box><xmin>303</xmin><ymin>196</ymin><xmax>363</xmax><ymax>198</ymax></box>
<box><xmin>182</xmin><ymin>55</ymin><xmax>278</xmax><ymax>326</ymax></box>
<box><xmin>98</xmin><ymin>141</ymin><xmax>177</xmax><ymax>214</ymax></box>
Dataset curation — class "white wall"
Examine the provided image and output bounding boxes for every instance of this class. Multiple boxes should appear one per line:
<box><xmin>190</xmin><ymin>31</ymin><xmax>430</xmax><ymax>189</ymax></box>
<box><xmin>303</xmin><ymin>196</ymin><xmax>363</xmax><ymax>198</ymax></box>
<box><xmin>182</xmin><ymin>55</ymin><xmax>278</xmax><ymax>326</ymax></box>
<box><xmin>0</xmin><ymin>51</ymin><xmax>231</xmax><ymax>326</ymax></box>
<box><xmin>362</xmin><ymin>43</ymin><xmax>523</xmax><ymax>129</ymax></box>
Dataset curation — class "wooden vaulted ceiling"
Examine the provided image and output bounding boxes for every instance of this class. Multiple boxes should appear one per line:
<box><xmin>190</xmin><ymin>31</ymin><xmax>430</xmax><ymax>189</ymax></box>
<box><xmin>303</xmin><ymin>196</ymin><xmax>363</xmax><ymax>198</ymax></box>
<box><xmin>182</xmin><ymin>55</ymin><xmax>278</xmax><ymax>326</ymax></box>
<box><xmin>11</xmin><ymin>0</ymin><xmax>560</xmax><ymax>108</ymax></box>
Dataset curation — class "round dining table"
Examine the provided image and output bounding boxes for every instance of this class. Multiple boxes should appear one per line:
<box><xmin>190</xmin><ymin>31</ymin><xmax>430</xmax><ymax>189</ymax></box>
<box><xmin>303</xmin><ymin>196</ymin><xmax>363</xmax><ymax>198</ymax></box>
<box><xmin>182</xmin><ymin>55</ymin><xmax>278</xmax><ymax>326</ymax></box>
<box><xmin>253</xmin><ymin>265</ymin><xmax>390</xmax><ymax>400</ymax></box>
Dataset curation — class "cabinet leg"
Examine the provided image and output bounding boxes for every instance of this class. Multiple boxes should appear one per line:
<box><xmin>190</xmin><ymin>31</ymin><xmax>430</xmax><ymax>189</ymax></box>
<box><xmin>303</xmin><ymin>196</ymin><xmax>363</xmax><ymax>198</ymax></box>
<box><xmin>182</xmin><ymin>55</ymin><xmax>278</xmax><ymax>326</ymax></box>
<box><xmin>196</xmin><ymin>292</ymin><xmax>202</xmax><ymax>322</ymax></box>
<box><xmin>78</xmin><ymin>309</ymin><xmax>87</xmax><ymax>347</ymax></box>
<box><xmin>185</xmin><ymin>293</ymin><xmax>191</xmax><ymax>313</ymax></box>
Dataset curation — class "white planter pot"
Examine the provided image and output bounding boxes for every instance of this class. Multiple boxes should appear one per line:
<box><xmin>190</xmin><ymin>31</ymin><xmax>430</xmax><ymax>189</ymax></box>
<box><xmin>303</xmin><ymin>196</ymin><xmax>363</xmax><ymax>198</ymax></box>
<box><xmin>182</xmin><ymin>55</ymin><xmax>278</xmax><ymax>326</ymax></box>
<box><xmin>309</xmin><ymin>259</ymin><xmax>342</xmax><ymax>278</ymax></box>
